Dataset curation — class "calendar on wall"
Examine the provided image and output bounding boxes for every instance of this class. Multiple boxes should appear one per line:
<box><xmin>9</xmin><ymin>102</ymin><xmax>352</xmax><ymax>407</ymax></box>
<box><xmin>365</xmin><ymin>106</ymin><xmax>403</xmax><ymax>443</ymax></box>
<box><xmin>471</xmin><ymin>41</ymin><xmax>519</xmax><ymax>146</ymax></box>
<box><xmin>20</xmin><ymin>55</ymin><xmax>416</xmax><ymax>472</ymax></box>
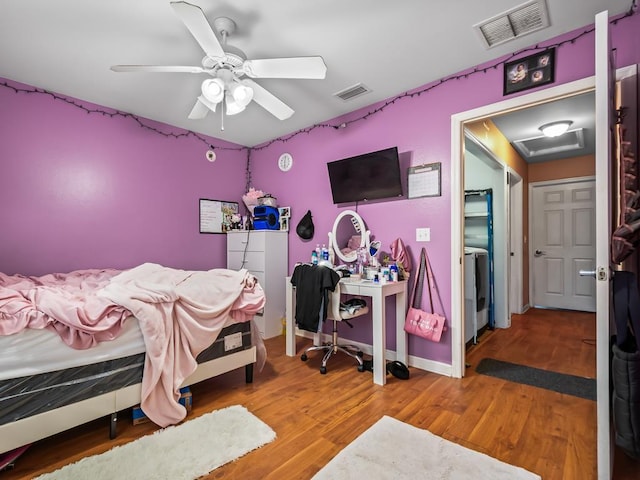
<box><xmin>407</xmin><ymin>162</ymin><xmax>441</xmax><ymax>198</ymax></box>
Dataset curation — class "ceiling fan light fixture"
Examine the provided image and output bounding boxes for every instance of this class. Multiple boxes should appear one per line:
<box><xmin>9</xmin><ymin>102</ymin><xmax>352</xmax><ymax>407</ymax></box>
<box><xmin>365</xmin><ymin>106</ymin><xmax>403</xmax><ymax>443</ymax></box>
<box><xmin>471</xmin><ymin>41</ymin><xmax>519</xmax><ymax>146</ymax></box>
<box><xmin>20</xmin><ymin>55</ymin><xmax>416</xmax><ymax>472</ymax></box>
<box><xmin>230</xmin><ymin>82</ymin><xmax>254</xmax><ymax>107</ymax></box>
<box><xmin>539</xmin><ymin>120</ymin><xmax>573</xmax><ymax>137</ymax></box>
<box><xmin>201</xmin><ymin>78</ymin><xmax>225</xmax><ymax>104</ymax></box>
<box><xmin>225</xmin><ymin>92</ymin><xmax>246</xmax><ymax>115</ymax></box>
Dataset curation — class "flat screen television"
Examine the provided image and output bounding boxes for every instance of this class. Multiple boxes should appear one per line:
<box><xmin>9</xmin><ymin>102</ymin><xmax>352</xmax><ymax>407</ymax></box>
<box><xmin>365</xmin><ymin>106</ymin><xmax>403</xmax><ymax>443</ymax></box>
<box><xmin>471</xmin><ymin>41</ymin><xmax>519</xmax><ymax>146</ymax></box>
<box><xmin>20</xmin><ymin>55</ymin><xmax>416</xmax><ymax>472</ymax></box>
<box><xmin>327</xmin><ymin>146</ymin><xmax>403</xmax><ymax>204</ymax></box>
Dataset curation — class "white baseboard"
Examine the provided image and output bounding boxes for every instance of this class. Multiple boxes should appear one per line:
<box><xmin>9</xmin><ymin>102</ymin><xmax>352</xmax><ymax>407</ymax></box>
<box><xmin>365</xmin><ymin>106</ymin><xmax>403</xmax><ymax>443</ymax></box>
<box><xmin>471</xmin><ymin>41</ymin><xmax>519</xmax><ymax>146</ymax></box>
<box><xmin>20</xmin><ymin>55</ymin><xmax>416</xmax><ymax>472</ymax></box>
<box><xmin>296</xmin><ymin>331</ymin><xmax>453</xmax><ymax>377</ymax></box>
<box><xmin>408</xmin><ymin>356</ymin><xmax>452</xmax><ymax>377</ymax></box>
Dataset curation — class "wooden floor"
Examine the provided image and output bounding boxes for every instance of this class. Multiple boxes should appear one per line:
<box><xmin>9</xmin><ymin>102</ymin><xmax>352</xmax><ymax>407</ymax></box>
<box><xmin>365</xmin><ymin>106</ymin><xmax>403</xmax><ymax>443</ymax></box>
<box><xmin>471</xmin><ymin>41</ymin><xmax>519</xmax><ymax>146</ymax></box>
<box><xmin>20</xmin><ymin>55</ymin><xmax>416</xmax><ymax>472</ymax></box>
<box><xmin>3</xmin><ymin>308</ymin><xmax>640</xmax><ymax>479</ymax></box>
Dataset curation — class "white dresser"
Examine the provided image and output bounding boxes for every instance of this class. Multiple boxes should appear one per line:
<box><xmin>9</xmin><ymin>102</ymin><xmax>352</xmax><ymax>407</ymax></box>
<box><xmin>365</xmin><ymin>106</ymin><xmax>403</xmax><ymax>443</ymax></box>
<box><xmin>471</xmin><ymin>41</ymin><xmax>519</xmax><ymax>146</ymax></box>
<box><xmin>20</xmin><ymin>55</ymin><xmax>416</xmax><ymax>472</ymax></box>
<box><xmin>227</xmin><ymin>230</ymin><xmax>288</xmax><ymax>339</ymax></box>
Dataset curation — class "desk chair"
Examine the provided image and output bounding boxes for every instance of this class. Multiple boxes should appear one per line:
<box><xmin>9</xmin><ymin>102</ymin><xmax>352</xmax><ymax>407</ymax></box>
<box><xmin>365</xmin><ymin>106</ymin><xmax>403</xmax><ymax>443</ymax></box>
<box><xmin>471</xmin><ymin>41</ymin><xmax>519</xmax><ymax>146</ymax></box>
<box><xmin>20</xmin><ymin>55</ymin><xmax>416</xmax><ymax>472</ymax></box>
<box><xmin>301</xmin><ymin>281</ymin><xmax>369</xmax><ymax>374</ymax></box>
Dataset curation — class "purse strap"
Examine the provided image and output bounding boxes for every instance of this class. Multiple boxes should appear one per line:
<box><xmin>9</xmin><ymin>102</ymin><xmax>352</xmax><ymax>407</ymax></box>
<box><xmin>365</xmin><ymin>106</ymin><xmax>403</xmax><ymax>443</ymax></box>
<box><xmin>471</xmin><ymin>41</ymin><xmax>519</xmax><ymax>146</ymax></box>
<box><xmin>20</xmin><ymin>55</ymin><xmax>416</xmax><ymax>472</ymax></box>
<box><xmin>409</xmin><ymin>248</ymin><xmax>427</xmax><ymax>309</ymax></box>
<box><xmin>423</xmin><ymin>249</ymin><xmax>439</xmax><ymax>314</ymax></box>
<box><xmin>410</xmin><ymin>247</ymin><xmax>444</xmax><ymax>314</ymax></box>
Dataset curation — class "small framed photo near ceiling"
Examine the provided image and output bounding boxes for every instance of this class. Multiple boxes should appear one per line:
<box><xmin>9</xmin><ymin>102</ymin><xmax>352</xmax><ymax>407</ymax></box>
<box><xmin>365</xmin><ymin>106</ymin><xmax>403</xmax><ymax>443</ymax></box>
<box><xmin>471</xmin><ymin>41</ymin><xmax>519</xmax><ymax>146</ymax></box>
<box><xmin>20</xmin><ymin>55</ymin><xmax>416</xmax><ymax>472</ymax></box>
<box><xmin>503</xmin><ymin>48</ymin><xmax>555</xmax><ymax>96</ymax></box>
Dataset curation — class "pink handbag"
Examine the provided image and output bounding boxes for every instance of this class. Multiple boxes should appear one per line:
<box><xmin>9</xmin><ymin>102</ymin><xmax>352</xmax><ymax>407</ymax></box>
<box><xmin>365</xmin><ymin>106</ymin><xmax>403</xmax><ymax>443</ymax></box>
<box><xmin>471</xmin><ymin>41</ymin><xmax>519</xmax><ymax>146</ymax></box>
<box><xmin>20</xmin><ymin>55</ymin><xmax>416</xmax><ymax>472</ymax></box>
<box><xmin>404</xmin><ymin>248</ymin><xmax>446</xmax><ymax>342</ymax></box>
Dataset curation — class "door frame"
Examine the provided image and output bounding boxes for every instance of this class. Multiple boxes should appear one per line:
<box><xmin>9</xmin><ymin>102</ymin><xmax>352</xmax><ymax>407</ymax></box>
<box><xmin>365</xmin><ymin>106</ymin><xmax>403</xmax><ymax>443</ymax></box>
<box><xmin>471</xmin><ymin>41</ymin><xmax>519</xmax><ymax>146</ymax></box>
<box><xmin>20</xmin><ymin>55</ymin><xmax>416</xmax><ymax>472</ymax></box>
<box><xmin>508</xmin><ymin>168</ymin><xmax>524</xmax><ymax>316</ymax></box>
<box><xmin>451</xmin><ymin>75</ymin><xmax>596</xmax><ymax>379</ymax></box>
<box><xmin>464</xmin><ymin>131</ymin><xmax>510</xmax><ymax>330</ymax></box>
<box><xmin>528</xmin><ymin>176</ymin><xmax>597</xmax><ymax>311</ymax></box>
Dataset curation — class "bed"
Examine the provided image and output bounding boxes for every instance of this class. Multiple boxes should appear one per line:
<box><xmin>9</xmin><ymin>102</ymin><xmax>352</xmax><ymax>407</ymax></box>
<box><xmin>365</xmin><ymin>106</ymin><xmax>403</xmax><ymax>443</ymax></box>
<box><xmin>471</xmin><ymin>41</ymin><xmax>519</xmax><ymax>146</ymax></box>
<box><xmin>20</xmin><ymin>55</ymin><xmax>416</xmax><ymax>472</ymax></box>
<box><xmin>0</xmin><ymin>263</ymin><xmax>266</xmax><ymax>455</ymax></box>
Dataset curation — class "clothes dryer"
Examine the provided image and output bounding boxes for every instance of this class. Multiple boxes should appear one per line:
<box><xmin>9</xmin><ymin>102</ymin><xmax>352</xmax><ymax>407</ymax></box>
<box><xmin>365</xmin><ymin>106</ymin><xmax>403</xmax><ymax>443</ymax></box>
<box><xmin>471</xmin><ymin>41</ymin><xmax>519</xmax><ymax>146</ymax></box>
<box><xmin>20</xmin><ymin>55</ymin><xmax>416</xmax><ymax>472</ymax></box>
<box><xmin>464</xmin><ymin>247</ymin><xmax>489</xmax><ymax>344</ymax></box>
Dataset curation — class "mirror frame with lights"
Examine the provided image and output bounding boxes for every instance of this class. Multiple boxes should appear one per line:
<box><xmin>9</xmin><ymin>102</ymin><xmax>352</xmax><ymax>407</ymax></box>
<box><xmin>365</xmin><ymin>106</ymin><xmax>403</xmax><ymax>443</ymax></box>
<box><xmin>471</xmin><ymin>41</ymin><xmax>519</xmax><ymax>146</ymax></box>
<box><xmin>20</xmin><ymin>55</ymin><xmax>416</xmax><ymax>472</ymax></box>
<box><xmin>328</xmin><ymin>209</ymin><xmax>370</xmax><ymax>264</ymax></box>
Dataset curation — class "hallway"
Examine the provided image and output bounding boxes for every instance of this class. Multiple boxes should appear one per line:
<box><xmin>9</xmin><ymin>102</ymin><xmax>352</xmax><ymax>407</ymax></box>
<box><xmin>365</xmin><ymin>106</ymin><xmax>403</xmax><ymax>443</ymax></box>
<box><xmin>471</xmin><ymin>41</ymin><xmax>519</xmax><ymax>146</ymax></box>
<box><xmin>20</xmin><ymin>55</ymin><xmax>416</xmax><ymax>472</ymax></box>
<box><xmin>466</xmin><ymin>308</ymin><xmax>639</xmax><ymax>478</ymax></box>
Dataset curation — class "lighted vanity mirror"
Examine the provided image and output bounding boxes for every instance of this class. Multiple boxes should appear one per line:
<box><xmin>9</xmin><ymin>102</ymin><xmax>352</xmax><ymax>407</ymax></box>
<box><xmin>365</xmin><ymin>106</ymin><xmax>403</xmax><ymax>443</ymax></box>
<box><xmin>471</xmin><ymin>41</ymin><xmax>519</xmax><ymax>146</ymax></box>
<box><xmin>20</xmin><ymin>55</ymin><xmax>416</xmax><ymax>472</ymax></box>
<box><xmin>328</xmin><ymin>209</ymin><xmax>371</xmax><ymax>264</ymax></box>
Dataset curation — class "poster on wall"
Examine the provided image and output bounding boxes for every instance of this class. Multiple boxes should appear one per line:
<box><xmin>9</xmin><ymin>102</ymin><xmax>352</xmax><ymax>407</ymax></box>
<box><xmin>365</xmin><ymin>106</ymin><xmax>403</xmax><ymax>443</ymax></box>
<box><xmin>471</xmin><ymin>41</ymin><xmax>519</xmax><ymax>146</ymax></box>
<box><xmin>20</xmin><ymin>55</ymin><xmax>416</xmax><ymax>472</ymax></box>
<box><xmin>199</xmin><ymin>199</ymin><xmax>239</xmax><ymax>234</ymax></box>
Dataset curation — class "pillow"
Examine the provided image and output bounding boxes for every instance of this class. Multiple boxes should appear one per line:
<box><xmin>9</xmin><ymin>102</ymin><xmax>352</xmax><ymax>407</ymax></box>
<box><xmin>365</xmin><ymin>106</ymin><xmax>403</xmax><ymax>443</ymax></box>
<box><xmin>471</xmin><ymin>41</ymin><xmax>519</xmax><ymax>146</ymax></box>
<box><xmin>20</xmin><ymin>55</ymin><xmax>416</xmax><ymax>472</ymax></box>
<box><xmin>347</xmin><ymin>235</ymin><xmax>362</xmax><ymax>250</ymax></box>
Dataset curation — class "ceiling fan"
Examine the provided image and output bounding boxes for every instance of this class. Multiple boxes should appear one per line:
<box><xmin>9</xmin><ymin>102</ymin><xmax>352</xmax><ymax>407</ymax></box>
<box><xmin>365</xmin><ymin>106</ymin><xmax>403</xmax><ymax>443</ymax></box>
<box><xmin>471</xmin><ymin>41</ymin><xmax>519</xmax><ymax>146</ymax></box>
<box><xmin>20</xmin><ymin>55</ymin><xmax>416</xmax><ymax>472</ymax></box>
<box><xmin>111</xmin><ymin>1</ymin><xmax>327</xmax><ymax>123</ymax></box>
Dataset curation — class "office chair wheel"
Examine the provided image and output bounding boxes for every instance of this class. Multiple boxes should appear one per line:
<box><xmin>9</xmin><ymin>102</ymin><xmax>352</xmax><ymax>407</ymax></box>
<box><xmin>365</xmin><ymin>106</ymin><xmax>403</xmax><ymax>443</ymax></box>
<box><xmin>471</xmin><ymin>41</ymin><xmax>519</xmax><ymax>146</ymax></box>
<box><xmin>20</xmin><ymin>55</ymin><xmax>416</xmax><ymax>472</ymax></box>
<box><xmin>301</xmin><ymin>354</ymin><xmax>308</xmax><ymax>362</ymax></box>
<box><xmin>357</xmin><ymin>364</ymin><xmax>365</xmax><ymax>372</ymax></box>
<box><xmin>320</xmin><ymin>366</ymin><xmax>327</xmax><ymax>374</ymax></box>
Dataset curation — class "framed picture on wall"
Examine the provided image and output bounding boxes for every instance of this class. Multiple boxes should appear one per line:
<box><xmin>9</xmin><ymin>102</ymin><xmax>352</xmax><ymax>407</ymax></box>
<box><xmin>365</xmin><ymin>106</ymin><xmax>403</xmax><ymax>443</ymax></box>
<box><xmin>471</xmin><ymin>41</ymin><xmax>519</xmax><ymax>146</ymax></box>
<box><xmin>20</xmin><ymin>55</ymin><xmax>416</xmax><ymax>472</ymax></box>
<box><xmin>278</xmin><ymin>206</ymin><xmax>291</xmax><ymax>218</ymax></box>
<box><xmin>503</xmin><ymin>48</ymin><xmax>555</xmax><ymax>95</ymax></box>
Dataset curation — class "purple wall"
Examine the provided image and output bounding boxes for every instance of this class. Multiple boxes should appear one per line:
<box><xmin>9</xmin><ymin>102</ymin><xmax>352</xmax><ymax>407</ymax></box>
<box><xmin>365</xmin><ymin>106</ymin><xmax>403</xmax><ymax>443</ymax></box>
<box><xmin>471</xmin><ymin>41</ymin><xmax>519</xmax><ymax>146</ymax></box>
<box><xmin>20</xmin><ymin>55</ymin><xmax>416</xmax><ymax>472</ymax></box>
<box><xmin>0</xmin><ymin>81</ymin><xmax>247</xmax><ymax>276</ymax></box>
<box><xmin>1</xmin><ymin>13</ymin><xmax>638</xmax><ymax>366</ymax></box>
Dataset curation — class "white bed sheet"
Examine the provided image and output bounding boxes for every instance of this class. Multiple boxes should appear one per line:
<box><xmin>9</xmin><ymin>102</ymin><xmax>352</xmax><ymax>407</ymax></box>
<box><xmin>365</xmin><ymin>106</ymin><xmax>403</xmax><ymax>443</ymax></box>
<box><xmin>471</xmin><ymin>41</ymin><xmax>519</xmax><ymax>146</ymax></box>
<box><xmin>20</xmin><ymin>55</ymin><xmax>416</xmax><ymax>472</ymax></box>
<box><xmin>0</xmin><ymin>317</ymin><xmax>145</xmax><ymax>381</ymax></box>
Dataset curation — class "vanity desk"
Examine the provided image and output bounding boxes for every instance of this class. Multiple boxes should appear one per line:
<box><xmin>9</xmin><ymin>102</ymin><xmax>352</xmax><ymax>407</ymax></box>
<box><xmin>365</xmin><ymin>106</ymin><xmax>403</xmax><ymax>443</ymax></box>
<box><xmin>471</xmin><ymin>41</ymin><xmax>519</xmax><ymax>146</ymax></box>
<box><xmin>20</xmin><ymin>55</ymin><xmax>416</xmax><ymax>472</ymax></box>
<box><xmin>285</xmin><ymin>276</ymin><xmax>408</xmax><ymax>385</ymax></box>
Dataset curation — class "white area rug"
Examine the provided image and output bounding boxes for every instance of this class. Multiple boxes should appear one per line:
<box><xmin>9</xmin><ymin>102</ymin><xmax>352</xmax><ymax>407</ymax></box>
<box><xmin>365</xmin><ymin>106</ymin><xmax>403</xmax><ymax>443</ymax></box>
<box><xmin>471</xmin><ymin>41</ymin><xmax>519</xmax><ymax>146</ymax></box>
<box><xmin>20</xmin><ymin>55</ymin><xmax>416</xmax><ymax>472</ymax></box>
<box><xmin>36</xmin><ymin>405</ymin><xmax>275</xmax><ymax>480</ymax></box>
<box><xmin>313</xmin><ymin>416</ymin><xmax>540</xmax><ymax>480</ymax></box>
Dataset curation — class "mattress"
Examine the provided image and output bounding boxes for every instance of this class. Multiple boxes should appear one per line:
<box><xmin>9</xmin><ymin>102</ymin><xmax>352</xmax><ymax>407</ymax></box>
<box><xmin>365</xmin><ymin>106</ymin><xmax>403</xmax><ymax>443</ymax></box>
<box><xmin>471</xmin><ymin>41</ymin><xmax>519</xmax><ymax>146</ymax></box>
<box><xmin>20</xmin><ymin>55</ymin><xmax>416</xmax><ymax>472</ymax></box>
<box><xmin>0</xmin><ymin>316</ymin><xmax>145</xmax><ymax>382</ymax></box>
<box><xmin>0</xmin><ymin>321</ymin><xmax>252</xmax><ymax>427</ymax></box>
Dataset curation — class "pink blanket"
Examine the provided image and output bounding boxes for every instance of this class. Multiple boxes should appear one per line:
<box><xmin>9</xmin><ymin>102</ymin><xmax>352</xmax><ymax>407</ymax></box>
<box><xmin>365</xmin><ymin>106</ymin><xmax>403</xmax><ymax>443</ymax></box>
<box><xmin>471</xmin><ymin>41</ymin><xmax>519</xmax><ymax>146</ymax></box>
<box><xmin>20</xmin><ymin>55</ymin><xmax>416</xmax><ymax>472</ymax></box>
<box><xmin>0</xmin><ymin>269</ymin><xmax>131</xmax><ymax>347</ymax></box>
<box><xmin>98</xmin><ymin>263</ymin><xmax>265</xmax><ymax>426</ymax></box>
<box><xmin>0</xmin><ymin>264</ymin><xmax>266</xmax><ymax>427</ymax></box>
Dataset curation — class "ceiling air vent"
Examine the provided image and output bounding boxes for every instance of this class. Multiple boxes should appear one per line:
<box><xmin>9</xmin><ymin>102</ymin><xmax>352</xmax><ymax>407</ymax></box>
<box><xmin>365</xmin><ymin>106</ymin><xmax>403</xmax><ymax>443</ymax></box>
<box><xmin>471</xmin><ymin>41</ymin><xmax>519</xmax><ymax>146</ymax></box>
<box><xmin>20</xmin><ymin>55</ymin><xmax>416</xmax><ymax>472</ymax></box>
<box><xmin>474</xmin><ymin>0</ymin><xmax>550</xmax><ymax>48</ymax></box>
<box><xmin>334</xmin><ymin>83</ymin><xmax>371</xmax><ymax>101</ymax></box>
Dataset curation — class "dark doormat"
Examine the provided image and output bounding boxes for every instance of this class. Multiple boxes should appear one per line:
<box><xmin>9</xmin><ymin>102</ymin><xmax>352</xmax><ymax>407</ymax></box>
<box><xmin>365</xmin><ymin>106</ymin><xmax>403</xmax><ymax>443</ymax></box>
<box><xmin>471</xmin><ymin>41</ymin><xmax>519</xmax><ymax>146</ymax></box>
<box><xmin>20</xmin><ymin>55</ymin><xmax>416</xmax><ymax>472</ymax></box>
<box><xmin>475</xmin><ymin>358</ymin><xmax>597</xmax><ymax>401</ymax></box>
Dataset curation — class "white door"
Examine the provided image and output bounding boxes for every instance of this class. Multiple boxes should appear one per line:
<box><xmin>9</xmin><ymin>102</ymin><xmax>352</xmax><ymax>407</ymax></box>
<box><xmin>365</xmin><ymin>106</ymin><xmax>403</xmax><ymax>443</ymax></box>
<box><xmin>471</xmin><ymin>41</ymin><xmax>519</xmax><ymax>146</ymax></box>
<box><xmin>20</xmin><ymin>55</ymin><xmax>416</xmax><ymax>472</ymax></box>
<box><xmin>594</xmin><ymin>10</ymin><xmax>613</xmax><ymax>480</ymax></box>
<box><xmin>531</xmin><ymin>179</ymin><xmax>596</xmax><ymax>312</ymax></box>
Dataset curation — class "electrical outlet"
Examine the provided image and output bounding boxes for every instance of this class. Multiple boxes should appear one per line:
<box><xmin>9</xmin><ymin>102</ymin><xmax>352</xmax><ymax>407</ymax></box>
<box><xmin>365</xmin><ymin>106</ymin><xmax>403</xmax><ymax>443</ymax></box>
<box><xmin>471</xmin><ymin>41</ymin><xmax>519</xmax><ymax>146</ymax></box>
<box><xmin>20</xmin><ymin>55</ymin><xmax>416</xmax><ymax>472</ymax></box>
<box><xmin>416</xmin><ymin>227</ymin><xmax>430</xmax><ymax>242</ymax></box>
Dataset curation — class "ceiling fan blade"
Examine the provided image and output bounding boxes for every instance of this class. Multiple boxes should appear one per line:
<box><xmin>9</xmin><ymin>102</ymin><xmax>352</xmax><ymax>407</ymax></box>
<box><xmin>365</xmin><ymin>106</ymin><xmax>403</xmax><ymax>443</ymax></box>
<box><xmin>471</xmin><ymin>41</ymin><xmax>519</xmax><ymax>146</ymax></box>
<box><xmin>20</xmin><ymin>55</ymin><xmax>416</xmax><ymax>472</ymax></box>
<box><xmin>243</xmin><ymin>79</ymin><xmax>294</xmax><ymax>120</ymax></box>
<box><xmin>170</xmin><ymin>1</ymin><xmax>225</xmax><ymax>59</ymax></box>
<box><xmin>188</xmin><ymin>97</ymin><xmax>211</xmax><ymax>119</ymax></box>
<box><xmin>111</xmin><ymin>65</ymin><xmax>205</xmax><ymax>73</ymax></box>
<box><xmin>242</xmin><ymin>57</ymin><xmax>327</xmax><ymax>79</ymax></box>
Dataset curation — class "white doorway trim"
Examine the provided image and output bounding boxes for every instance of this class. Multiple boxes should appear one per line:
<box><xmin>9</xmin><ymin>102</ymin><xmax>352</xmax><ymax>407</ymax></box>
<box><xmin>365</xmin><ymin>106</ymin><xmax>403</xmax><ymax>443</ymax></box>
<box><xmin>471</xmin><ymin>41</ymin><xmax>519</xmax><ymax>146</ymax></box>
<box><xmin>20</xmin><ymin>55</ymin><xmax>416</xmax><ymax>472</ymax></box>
<box><xmin>450</xmin><ymin>75</ymin><xmax>596</xmax><ymax>379</ymax></box>
<box><xmin>508</xmin><ymin>169</ymin><xmax>524</xmax><ymax>317</ymax></box>
<box><xmin>464</xmin><ymin>132</ymin><xmax>510</xmax><ymax>330</ymax></box>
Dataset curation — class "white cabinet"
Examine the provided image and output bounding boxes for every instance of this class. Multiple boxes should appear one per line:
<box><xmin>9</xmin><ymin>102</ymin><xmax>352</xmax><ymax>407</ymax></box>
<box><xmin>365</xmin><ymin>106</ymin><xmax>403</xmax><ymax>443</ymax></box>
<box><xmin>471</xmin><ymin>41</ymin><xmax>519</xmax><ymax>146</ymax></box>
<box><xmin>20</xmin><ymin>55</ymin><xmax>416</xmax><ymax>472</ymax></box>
<box><xmin>227</xmin><ymin>230</ymin><xmax>288</xmax><ymax>339</ymax></box>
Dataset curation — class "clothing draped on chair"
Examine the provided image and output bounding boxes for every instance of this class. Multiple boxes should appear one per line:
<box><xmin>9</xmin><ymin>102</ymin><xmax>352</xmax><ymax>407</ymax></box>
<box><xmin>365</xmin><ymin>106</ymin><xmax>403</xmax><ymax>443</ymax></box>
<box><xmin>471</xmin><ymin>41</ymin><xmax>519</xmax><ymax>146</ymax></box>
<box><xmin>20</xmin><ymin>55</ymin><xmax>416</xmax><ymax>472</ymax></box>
<box><xmin>290</xmin><ymin>264</ymin><xmax>340</xmax><ymax>332</ymax></box>
<box><xmin>292</xmin><ymin>264</ymin><xmax>368</xmax><ymax>374</ymax></box>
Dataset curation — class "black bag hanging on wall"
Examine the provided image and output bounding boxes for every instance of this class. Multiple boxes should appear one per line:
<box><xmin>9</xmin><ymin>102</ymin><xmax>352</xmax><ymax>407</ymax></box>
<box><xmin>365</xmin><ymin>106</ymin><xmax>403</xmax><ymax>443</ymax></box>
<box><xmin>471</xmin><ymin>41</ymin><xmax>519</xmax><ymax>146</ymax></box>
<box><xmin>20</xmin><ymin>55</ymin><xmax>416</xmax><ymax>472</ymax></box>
<box><xmin>296</xmin><ymin>210</ymin><xmax>314</xmax><ymax>240</ymax></box>
<box><xmin>611</xmin><ymin>271</ymin><xmax>640</xmax><ymax>460</ymax></box>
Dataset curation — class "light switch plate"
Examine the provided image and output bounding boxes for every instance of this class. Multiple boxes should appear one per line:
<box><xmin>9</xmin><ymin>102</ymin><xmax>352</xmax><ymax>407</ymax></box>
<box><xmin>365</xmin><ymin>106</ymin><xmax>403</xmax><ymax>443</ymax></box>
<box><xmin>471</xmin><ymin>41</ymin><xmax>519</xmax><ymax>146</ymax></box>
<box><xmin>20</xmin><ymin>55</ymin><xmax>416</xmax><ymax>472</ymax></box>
<box><xmin>416</xmin><ymin>227</ymin><xmax>431</xmax><ymax>242</ymax></box>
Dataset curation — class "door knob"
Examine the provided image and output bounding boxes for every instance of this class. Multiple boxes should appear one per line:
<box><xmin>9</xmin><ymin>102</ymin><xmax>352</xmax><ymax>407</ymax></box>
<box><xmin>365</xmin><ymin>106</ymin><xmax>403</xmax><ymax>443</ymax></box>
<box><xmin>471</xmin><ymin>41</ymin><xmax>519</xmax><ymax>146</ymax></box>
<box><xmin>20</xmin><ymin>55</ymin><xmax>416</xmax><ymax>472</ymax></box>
<box><xmin>579</xmin><ymin>269</ymin><xmax>597</xmax><ymax>278</ymax></box>
<box><xmin>534</xmin><ymin>249</ymin><xmax>546</xmax><ymax>257</ymax></box>
<box><xmin>580</xmin><ymin>267</ymin><xmax>608</xmax><ymax>281</ymax></box>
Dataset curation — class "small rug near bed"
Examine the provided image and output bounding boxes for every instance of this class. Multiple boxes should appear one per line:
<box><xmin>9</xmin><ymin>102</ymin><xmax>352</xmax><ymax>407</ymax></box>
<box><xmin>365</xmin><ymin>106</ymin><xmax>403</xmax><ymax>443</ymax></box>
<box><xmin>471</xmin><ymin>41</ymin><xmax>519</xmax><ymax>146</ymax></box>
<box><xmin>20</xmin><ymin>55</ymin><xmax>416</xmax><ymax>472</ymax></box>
<box><xmin>35</xmin><ymin>405</ymin><xmax>275</xmax><ymax>480</ymax></box>
<box><xmin>312</xmin><ymin>416</ymin><xmax>540</xmax><ymax>480</ymax></box>
<box><xmin>476</xmin><ymin>357</ymin><xmax>597</xmax><ymax>401</ymax></box>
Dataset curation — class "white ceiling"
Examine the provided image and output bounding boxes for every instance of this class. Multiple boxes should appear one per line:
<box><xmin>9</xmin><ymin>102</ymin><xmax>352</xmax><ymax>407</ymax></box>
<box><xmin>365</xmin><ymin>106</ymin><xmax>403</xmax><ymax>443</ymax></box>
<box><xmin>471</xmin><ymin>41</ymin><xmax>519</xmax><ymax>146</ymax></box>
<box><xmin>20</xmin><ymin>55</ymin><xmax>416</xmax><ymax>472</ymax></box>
<box><xmin>0</xmin><ymin>0</ymin><xmax>632</xmax><ymax>147</ymax></box>
<box><xmin>492</xmin><ymin>91</ymin><xmax>595</xmax><ymax>162</ymax></box>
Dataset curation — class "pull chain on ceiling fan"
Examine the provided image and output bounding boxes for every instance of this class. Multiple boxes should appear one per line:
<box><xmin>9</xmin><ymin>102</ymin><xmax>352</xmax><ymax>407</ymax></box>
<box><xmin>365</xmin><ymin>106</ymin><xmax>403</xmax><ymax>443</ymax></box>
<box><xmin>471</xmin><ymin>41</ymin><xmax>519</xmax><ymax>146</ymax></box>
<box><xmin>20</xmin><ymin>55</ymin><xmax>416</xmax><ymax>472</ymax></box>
<box><xmin>111</xmin><ymin>1</ymin><xmax>327</xmax><ymax>124</ymax></box>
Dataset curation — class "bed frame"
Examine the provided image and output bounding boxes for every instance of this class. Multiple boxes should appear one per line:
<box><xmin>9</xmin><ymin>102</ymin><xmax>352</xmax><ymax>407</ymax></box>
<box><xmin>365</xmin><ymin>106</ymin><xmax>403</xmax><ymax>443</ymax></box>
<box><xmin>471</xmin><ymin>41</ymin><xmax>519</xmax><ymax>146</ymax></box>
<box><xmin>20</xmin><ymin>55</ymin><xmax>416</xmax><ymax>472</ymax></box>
<box><xmin>0</xmin><ymin>346</ymin><xmax>256</xmax><ymax>454</ymax></box>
